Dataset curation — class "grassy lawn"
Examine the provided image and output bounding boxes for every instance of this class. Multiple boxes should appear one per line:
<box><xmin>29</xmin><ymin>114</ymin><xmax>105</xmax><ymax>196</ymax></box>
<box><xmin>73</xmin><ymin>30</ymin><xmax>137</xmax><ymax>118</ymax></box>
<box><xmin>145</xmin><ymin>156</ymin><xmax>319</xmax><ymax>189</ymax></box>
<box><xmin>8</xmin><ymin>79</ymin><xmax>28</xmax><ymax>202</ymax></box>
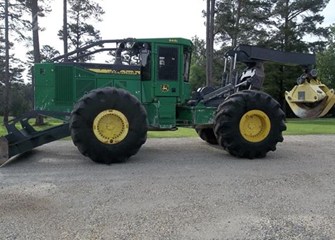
<box><xmin>1</xmin><ymin>116</ymin><xmax>335</xmax><ymax>138</ymax></box>
<box><xmin>285</xmin><ymin>118</ymin><xmax>335</xmax><ymax>135</ymax></box>
<box><xmin>149</xmin><ymin>118</ymin><xmax>335</xmax><ymax>137</ymax></box>
<box><xmin>0</xmin><ymin>116</ymin><xmax>65</xmax><ymax>136</ymax></box>
<box><xmin>148</xmin><ymin>118</ymin><xmax>335</xmax><ymax>137</ymax></box>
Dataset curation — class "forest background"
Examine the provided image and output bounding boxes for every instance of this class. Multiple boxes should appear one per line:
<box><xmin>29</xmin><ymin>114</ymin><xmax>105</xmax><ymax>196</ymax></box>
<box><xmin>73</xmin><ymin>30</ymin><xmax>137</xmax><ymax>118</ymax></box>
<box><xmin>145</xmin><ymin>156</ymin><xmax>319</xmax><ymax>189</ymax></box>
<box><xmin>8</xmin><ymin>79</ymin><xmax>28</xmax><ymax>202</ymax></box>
<box><xmin>1</xmin><ymin>0</ymin><xmax>335</xmax><ymax>119</ymax></box>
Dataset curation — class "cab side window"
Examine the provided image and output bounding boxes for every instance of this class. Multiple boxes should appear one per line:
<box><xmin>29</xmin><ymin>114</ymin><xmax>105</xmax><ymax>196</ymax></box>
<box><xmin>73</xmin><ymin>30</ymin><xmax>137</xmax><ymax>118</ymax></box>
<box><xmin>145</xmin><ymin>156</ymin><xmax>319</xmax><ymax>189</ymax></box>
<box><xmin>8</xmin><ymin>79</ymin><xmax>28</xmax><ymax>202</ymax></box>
<box><xmin>158</xmin><ymin>46</ymin><xmax>178</xmax><ymax>81</ymax></box>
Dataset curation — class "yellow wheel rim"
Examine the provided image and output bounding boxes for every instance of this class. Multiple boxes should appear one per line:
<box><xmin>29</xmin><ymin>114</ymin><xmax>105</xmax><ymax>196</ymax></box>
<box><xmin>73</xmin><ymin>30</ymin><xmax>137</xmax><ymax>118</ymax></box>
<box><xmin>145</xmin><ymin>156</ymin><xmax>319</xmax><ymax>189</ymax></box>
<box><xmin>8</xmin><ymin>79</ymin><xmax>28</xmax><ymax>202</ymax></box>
<box><xmin>93</xmin><ymin>109</ymin><xmax>129</xmax><ymax>144</ymax></box>
<box><xmin>239</xmin><ymin>110</ymin><xmax>271</xmax><ymax>143</ymax></box>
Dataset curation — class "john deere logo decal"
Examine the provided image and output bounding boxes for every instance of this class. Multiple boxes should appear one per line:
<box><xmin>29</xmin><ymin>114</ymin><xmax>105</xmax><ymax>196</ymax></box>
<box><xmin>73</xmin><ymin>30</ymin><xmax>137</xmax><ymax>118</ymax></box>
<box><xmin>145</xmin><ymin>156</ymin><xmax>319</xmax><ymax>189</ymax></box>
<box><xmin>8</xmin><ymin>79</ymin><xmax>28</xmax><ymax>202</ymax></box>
<box><xmin>161</xmin><ymin>84</ymin><xmax>169</xmax><ymax>92</ymax></box>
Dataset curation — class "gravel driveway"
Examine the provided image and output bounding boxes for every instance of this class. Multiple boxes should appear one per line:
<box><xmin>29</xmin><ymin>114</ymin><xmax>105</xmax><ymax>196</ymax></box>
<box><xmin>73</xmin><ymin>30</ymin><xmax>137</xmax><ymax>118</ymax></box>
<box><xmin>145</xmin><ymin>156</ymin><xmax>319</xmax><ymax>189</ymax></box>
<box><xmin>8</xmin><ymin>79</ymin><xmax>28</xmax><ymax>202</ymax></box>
<box><xmin>1</xmin><ymin>135</ymin><xmax>335</xmax><ymax>239</ymax></box>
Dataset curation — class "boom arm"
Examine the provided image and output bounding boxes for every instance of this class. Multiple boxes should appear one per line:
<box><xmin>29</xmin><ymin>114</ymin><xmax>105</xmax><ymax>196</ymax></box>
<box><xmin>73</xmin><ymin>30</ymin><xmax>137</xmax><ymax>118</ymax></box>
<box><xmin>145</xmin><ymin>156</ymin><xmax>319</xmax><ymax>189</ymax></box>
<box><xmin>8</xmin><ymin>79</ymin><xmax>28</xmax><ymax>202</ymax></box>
<box><xmin>230</xmin><ymin>44</ymin><xmax>316</xmax><ymax>66</ymax></box>
<box><xmin>203</xmin><ymin>44</ymin><xmax>316</xmax><ymax>104</ymax></box>
<box><xmin>221</xmin><ymin>44</ymin><xmax>315</xmax><ymax>91</ymax></box>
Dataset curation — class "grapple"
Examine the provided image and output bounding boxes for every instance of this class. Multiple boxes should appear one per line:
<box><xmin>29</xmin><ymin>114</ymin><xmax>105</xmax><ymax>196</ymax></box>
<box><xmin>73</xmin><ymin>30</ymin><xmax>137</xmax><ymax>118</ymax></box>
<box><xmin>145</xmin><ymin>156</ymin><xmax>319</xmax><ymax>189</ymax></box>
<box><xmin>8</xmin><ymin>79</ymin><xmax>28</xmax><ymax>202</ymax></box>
<box><xmin>285</xmin><ymin>79</ymin><xmax>335</xmax><ymax>118</ymax></box>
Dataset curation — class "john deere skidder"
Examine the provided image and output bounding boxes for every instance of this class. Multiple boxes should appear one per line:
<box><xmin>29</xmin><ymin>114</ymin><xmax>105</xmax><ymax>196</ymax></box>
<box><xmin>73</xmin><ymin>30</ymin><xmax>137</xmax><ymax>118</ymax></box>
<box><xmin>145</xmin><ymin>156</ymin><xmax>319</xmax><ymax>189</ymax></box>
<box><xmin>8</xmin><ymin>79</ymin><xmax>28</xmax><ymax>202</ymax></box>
<box><xmin>0</xmin><ymin>38</ymin><xmax>322</xmax><ymax>166</ymax></box>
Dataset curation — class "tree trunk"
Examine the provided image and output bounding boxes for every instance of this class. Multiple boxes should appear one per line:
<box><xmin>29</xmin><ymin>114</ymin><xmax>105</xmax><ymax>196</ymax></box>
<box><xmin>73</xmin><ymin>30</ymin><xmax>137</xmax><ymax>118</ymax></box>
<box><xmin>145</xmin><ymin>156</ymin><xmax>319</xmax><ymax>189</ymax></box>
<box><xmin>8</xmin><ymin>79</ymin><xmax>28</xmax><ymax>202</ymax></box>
<box><xmin>32</xmin><ymin>0</ymin><xmax>41</xmax><ymax>63</ymax></box>
<box><xmin>279</xmin><ymin>0</ymin><xmax>290</xmax><ymax>111</ymax></box>
<box><xmin>35</xmin><ymin>115</ymin><xmax>45</xmax><ymax>125</ymax></box>
<box><xmin>206</xmin><ymin>0</ymin><xmax>210</xmax><ymax>87</ymax></box>
<box><xmin>63</xmin><ymin>0</ymin><xmax>68</xmax><ymax>61</ymax></box>
<box><xmin>210</xmin><ymin>0</ymin><xmax>215</xmax><ymax>84</ymax></box>
<box><xmin>4</xmin><ymin>0</ymin><xmax>10</xmax><ymax>124</ymax></box>
<box><xmin>206</xmin><ymin>0</ymin><xmax>215</xmax><ymax>87</ymax></box>
<box><xmin>232</xmin><ymin>0</ymin><xmax>242</xmax><ymax>48</ymax></box>
<box><xmin>32</xmin><ymin>0</ymin><xmax>44</xmax><ymax>125</ymax></box>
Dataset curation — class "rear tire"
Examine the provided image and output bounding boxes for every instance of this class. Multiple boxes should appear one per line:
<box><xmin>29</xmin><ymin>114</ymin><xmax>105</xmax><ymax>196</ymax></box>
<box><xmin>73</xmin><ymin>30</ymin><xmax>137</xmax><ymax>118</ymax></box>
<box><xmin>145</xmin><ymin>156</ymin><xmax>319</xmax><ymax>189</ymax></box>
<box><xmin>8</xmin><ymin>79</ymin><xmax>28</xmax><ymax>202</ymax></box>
<box><xmin>214</xmin><ymin>90</ymin><xmax>286</xmax><ymax>158</ymax></box>
<box><xmin>70</xmin><ymin>87</ymin><xmax>147</xmax><ymax>164</ymax></box>
<box><xmin>195</xmin><ymin>127</ymin><xmax>218</xmax><ymax>145</ymax></box>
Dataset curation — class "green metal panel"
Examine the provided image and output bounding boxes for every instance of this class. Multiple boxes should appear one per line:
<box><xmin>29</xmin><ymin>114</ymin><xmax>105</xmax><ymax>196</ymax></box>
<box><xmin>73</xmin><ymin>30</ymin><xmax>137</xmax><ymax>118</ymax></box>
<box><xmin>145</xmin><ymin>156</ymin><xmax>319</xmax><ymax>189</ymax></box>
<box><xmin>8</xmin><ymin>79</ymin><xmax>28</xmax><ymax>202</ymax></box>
<box><xmin>141</xmin><ymin>81</ymin><xmax>155</xmax><ymax>103</ymax></box>
<box><xmin>74</xmin><ymin>66</ymin><xmax>97</xmax><ymax>78</ymax></box>
<box><xmin>96</xmin><ymin>78</ymin><xmax>114</xmax><ymax>88</ymax></box>
<box><xmin>158</xmin><ymin>97</ymin><xmax>176</xmax><ymax>127</ymax></box>
<box><xmin>55</xmin><ymin>66</ymin><xmax>74</xmax><ymax>105</ymax></box>
<box><xmin>76</xmin><ymin>78</ymin><xmax>96</xmax><ymax>99</ymax></box>
<box><xmin>35</xmin><ymin>63</ymin><xmax>143</xmax><ymax>111</ymax></box>
<box><xmin>34</xmin><ymin>63</ymin><xmax>55</xmax><ymax>111</ymax></box>
<box><xmin>179</xmin><ymin>82</ymin><xmax>191</xmax><ymax>104</ymax></box>
<box><xmin>176</xmin><ymin>104</ymin><xmax>216</xmax><ymax>127</ymax></box>
<box><xmin>115</xmin><ymin>79</ymin><xmax>141</xmax><ymax>100</ymax></box>
<box><xmin>137</xmin><ymin>38</ymin><xmax>192</xmax><ymax>47</ymax></box>
<box><xmin>144</xmin><ymin>97</ymin><xmax>177</xmax><ymax>129</ymax></box>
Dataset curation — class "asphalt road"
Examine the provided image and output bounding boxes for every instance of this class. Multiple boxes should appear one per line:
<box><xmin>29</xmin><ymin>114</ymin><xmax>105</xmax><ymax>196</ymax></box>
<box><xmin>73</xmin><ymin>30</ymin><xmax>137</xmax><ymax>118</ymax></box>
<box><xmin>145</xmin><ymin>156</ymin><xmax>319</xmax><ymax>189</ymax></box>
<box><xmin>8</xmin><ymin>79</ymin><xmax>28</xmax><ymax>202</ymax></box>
<box><xmin>1</xmin><ymin>135</ymin><xmax>335</xmax><ymax>240</ymax></box>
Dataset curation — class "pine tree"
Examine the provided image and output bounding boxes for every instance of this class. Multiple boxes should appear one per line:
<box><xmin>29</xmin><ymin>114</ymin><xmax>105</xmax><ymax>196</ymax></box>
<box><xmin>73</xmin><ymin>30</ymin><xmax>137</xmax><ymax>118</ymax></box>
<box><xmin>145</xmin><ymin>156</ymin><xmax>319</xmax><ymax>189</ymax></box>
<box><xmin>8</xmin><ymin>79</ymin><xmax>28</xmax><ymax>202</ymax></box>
<box><xmin>16</xmin><ymin>0</ymin><xmax>53</xmax><ymax>63</ymax></box>
<box><xmin>190</xmin><ymin>36</ymin><xmax>207</xmax><ymax>90</ymax></box>
<box><xmin>58</xmin><ymin>0</ymin><xmax>105</xmax><ymax>62</ymax></box>
<box><xmin>266</xmin><ymin>0</ymin><xmax>329</xmax><ymax>52</ymax></box>
<box><xmin>208</xmin><ymin>0</ymin><xmax>273</xmax><ymax>89</ymax></box>
<box><xmin>214</xmin><ymin>0</ymin><xmax>272</xmax><ymax>47</ymax></box>
<box><xmin>15</xmin><ymin>0</ymin><xmax>53</xmax><ymax>124</ymax></box>
<box><xmin>317</xmin><ymin>24</ymin><xmax>335</xmax><ymax>88</ymax></box>
<box><xmin>0</xmin><ymin>0</ymin><xmax>27</xmax><ymax>122</ymax></box>
<box><xmin>17</xmin><ymin>0</ymin><xmax>51</xmax><ymax>63</ymax></box>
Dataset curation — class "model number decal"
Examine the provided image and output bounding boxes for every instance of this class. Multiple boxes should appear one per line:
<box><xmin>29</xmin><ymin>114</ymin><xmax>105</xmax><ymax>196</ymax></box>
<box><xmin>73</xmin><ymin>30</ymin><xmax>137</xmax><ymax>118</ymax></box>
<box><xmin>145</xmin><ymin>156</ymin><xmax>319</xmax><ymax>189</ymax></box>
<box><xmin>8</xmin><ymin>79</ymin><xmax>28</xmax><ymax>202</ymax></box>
<box><xmin>88</xmin><ymin>68</ymin><xmax>140</xmax><ymax>75</ymax></box>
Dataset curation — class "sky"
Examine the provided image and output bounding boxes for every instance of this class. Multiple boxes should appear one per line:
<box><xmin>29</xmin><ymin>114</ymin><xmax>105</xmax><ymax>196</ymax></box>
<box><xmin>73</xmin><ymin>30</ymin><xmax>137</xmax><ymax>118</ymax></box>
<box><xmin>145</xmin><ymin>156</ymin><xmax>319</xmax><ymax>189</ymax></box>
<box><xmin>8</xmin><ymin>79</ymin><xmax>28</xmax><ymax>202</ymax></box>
<box><xmin>13</xmin><ymin>0</ymin><xmax>335</xmax><ymax>59</ymax></box>
<box><xmin>38</xmin><ymin>0</ymin><xmax>207</xmax><ymax>51</ymax></box>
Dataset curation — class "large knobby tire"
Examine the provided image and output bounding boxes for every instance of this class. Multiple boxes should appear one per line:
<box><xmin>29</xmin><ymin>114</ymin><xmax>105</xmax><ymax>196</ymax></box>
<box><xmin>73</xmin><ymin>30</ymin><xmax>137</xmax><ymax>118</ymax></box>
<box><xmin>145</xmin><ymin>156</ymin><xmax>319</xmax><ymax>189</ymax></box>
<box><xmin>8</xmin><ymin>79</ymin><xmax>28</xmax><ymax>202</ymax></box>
<box><xmin>70</xmin><ymin>87</ymin><xmax>148</xmax><ymax>164</ymax></box>
<box><xmin>214</xmin><ymin>90</ymin><xmax>286</xmax><ymax>159</ymax></box>
<box><xmin>195</xmin><ymin>127</ymin><xmax>218</xmax><ymax>145</ymax></box>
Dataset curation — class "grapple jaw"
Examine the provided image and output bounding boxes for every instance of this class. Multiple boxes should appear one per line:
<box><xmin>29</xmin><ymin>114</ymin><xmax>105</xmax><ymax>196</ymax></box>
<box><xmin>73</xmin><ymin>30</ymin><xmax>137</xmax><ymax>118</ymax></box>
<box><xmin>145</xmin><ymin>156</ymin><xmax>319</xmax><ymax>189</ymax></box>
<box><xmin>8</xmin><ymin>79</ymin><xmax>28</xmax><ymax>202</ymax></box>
<box><xmin>285</xmin><ymin>80</ymin><xmax>335</xmax><ymax>118</ymax></box>
<box><xmin>0</xmin><ymin>137</ymin><xmax>9</xmax><ymax>167</ymax></box>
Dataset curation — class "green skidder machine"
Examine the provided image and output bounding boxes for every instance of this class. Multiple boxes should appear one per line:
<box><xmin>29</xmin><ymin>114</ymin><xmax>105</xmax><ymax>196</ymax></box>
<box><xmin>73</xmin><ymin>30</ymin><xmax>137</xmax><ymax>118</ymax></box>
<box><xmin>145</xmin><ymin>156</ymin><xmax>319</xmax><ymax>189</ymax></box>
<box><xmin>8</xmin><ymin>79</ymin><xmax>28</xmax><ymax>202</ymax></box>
<box><xmin>0</xmin><ymin>38</ymin><xmax>323</xmax><ymax>167</ymax></box>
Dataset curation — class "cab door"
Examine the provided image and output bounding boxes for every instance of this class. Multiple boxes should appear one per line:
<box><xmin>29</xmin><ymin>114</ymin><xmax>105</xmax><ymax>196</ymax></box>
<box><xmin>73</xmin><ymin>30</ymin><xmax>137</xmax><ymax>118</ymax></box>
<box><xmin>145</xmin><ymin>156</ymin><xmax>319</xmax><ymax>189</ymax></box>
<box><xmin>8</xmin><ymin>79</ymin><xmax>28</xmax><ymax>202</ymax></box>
<box><xmin>154</xmin><ymin>44</ymin><xmax>180</xmax><ymax>97</ymax></box>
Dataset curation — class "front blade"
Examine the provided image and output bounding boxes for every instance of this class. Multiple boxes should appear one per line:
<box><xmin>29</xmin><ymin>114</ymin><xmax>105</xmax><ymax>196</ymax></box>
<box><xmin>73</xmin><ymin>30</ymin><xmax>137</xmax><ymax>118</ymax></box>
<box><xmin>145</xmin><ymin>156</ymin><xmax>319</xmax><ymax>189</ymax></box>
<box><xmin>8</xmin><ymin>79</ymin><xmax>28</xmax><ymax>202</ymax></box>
<box><xmin>0</xmin><ymin>137</ymin><xmax>9</xmax><ymax>167</ymax></box>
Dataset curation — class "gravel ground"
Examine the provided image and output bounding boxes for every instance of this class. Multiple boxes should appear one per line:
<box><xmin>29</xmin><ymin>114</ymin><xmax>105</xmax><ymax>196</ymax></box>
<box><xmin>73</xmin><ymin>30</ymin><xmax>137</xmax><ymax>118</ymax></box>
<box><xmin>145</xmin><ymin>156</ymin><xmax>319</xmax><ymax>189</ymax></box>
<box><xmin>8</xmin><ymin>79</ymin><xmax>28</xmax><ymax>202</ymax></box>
<box><xmin>0</xmin><ymin>135</ymin><xmax>335</xmax><ymax>240</ymax></box>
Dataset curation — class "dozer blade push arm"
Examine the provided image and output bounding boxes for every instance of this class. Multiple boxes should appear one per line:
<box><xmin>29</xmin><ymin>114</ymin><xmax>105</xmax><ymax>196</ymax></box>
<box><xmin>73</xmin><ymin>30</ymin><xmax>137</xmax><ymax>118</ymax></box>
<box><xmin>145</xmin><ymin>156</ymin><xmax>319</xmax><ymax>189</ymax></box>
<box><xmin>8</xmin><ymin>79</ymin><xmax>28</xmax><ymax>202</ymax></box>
<box><xmin>0</xmin><ymin>111</ymin><xmax>70</xmax><ymax>167</ymax></box>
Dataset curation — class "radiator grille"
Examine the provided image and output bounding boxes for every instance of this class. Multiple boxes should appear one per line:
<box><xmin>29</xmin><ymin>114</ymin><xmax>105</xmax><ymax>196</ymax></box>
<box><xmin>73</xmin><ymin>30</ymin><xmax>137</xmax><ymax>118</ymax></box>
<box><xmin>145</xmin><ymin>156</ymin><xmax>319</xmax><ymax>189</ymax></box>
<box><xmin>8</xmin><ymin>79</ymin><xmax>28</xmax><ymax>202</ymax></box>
<box><xmin>55</xmin><ymin>66</ymin><xmax>74</xmax><ymax>104</ymax></box>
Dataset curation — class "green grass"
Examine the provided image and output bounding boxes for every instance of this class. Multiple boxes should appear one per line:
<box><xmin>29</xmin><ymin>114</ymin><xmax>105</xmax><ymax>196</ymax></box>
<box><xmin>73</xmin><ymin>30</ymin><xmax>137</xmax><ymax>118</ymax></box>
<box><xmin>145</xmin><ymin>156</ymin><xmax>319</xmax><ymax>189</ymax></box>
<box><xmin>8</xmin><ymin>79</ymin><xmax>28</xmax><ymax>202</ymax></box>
<box><xmin>0</xmin><ymin>116</ymin><xmax>8</xmax><ymax>136</ymax></box>
<box><xmin>0</xmin><ymin>116</ymin><xmax>65</xmax><ymax>136</ymax></box>
<box><xmin>0</xmin><ymin>127</ymin><xmax>7</xmax><ymax>137</ymax></box>
<box><xmin>148</xmin><ymin>118</ymin><xmax>335</xmax><ymax>137</ymax></box>
<box><xmin>0</xmin><ymin>116</ymin><xmax>198</xmax><ymax>138</ymax></box>
<box><xmin>1</xmin><ymin>116</ymin><xmax>335</xmax><ymax>138</ymax></box>
<box><xmin>147</xmin><ymin>118</ymin><xmax>335</xmax><ymax>137</ymax></box>
<box><xmin>285</xmin><ymin>118</ymin><xmax>335</xmax><ymax>135</ymax></box>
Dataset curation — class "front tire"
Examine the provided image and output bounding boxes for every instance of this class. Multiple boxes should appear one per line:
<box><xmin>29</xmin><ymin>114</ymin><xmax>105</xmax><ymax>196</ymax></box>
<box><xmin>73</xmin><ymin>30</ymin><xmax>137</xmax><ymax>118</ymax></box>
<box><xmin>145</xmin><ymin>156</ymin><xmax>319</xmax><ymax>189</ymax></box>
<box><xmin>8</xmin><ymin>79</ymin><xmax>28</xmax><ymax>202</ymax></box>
<box><xmin>214</xmin><ymin>90</ymin><xmax>286</xmax><ymax>158</ymax></box>
<box><xmin>70</xmin><ymin>87</ymin><xmax>147</xmax><ymax>164</ymax></box>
